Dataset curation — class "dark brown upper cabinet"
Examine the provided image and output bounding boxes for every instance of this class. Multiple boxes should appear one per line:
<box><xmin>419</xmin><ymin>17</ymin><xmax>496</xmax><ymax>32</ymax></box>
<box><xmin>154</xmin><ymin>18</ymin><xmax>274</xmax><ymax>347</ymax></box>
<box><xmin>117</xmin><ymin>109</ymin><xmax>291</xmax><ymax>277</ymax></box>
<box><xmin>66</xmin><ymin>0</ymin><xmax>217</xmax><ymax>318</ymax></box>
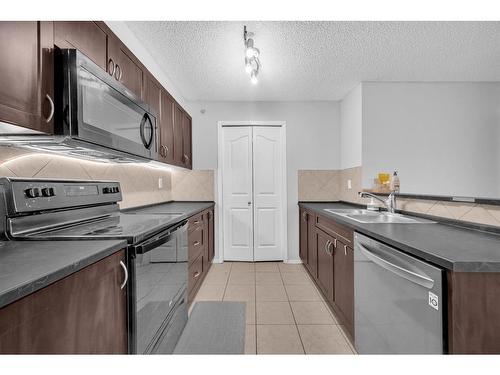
<box><xmin>107</xmin><ymin>33</ymin><xmax>145</xmax><ymax>100</ymax></box>
<box><xmin>182</xmin><ymin>112</ymin><xmax>192</xmax><ymax>169</ymax></box>
<box><xmin>173</xmin><ymin>104</ymin><xmax>185</xmax><ymax>166</ymax></box>
<box><xmin>54</xmin><ymin>21</ymin><xmax>107</xmax><ymax>70</ymax></box>
<box><xmin>2</xmin><ymin>20</ymin><xmax>192</xmax><ymax>168</ymax></box>
<box><xmin>159</xmin><ymin>89</ymin><xmax>175</xmax><ymax>164</ymax></box>
<box><xmin>0</xmin><ymin>22</ymin><xmax>54</xmax><ymax>134</ymax></box>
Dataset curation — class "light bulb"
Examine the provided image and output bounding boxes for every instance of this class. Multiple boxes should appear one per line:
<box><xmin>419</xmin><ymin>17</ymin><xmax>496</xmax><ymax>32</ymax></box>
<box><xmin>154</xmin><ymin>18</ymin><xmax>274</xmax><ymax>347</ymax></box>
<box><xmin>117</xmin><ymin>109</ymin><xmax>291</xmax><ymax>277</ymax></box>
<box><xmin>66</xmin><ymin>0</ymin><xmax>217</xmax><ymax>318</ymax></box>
<box><xmin>250</xmin><ymin>70</ymin><xmax>258</xmax><ymax>85</ymax></box>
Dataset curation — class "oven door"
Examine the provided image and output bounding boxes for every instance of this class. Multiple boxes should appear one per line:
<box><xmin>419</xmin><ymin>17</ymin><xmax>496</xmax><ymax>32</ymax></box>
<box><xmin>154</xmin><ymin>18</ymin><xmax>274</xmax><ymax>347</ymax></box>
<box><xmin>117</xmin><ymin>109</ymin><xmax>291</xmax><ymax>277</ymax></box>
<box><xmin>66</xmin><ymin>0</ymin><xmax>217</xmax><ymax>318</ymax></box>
<box><xmin>57</xmin><ymin>48</ymin><xmax>157</xmax><ymax>160</ymax></box>
<box><xmin>128</xmin><ymin>220</ymin><xmax>188</xmax><ymax>354</ymax></box>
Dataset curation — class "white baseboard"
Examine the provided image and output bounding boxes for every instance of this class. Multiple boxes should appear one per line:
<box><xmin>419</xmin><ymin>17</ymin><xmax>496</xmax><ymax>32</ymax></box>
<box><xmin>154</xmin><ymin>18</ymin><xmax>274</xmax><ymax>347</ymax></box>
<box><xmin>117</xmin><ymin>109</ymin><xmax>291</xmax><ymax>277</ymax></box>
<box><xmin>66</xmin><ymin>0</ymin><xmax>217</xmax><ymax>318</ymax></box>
<box><xmin>283</xmin><ymin>259</ymin><xmax>303</xmax><ymax>264</ymax></box>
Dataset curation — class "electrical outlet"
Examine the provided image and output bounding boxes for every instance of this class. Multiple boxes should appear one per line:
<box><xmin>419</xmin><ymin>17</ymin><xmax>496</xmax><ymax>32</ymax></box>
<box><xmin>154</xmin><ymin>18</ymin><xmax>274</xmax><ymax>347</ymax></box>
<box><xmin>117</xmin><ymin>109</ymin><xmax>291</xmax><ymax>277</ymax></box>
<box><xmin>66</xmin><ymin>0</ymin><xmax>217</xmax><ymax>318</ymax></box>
<box><xmin>347</xmin><ymin>179</ymin><xmax>352</xmax><ymax>189</ymax></box>
<box><xmin>158</xmin><ymin>177</ymin><xmax>163</xmax><ymax>189</ymax></box>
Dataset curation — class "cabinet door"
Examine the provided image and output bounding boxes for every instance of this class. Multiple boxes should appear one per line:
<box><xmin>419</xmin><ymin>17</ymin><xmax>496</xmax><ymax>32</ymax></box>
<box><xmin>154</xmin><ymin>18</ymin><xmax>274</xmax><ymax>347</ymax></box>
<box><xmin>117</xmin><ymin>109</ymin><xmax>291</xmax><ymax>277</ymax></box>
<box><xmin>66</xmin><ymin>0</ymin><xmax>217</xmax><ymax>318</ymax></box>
<box><xmin>316</xmin><ymin>229</ymin><xmax>334</xmax><ymax>303</ymax></box>
<box><xmin>107</xmin><ymin>35</ymin><xmax>144</xmax><ymax>99</ymax></box>
<box><xmin>306</xmin><ymin>211</ymin><xmax>317</xmax><ymax>278</ymax></box>
<box><xmin>0</xmin><ymin>250</ymin><xmax>128</xmax><ymax>354</ymax></box>
<box><xmin>54</xmin><ymin>21</ymin><xmax>107</xmax><ymax>70</ymax></box>
<box><xmin>0</xmin><ymin>22</ymin><xmax>54</xmax><ymax>134</ymax></box>
<box><xmin>145</xmin><ymin>74</ymin><xmax>161</xmax><ymax>157</ymax></box>
<box><xmin>208</xmin><ymin>209</ymin><xmax>215</xmax><ymax>262</ymax></box>
<box><xmin>160</xmin><ymin>90</ymin><xmax>175</xmax><ymax>164</ymax></box>
<box><xmin>299</xmin><ymin>209</ymin><xmax>308</xmax><ymax>264</ymax></box>
<box><xmin>182</xmin><ymin>112</ymin><xmax>192</xmax><ymax>169</ymax></box>
<box><xmin>173</xmin><ymin>104</ymin><xmax>184</xmax><ymax>166</ymax></box>
<box><xmin>334</xmin><ymin>240</ymin><xmax>354</xmax><ymax>335</ymax></box>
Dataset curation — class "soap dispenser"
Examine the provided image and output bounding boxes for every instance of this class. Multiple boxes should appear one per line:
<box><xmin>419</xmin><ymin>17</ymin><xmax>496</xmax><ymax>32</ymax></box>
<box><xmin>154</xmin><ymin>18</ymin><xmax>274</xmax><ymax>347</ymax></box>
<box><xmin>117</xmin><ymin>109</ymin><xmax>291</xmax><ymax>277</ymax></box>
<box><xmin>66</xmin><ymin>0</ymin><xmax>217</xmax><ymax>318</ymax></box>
<box><xmin>390</xmin><ymin>171</ymin><xmax>400</xmax><ymax>193</ymax></box>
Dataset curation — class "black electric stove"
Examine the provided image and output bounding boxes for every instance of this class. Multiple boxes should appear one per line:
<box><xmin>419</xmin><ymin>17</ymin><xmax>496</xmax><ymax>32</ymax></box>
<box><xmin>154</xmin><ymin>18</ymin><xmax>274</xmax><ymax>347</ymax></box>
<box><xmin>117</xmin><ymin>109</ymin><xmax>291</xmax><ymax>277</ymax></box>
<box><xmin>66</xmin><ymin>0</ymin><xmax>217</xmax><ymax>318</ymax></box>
<box><xmin>0</xmin><ymin>177</ymin><xmax>188</xmax><ymax>354</ymax></box>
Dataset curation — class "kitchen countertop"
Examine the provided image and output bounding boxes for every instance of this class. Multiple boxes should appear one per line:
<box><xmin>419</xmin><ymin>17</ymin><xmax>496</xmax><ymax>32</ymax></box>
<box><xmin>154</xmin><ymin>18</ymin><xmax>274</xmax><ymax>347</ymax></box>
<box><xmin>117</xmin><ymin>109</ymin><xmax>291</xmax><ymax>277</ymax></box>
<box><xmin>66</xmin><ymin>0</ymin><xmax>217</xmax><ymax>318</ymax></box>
<box><xmin>299</xmin><ymin>202</ymin><xmax>500</xmax><ymax>272</ymax></box>
<box><xmin>0</xmin><ymin>240</ymin><xmax>127</xmax><ymax>309</ymax></box>
<box><xmin>124</xmin><ymin>201</ymin><xmax>215</xmax><ymax>219</ymax></box>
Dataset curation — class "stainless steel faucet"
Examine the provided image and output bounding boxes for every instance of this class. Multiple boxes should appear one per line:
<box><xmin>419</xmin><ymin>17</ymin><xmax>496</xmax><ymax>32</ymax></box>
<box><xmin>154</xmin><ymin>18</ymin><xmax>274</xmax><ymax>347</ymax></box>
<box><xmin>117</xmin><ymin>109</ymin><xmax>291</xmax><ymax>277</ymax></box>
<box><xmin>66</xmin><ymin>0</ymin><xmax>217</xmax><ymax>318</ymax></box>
<box><xmin>359</xmin><ymin>191</ymin><xmax>397</xmax><ymax>213</ymax></box>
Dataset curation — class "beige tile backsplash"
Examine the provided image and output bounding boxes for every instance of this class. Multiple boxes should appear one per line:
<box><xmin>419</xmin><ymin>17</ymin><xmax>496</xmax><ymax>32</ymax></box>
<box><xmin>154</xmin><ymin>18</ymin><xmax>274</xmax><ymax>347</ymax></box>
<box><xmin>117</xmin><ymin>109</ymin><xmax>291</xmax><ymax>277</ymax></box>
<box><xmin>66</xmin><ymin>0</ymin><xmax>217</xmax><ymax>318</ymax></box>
<box><xmin>0</xmin><ymin>146</ymin><xmax>215</xmax><ymax>209</ymax></box>
<box><xmin>299</xmin><ymin>166</ymin><xmax>500</xmax><ymax>228</ymax></box>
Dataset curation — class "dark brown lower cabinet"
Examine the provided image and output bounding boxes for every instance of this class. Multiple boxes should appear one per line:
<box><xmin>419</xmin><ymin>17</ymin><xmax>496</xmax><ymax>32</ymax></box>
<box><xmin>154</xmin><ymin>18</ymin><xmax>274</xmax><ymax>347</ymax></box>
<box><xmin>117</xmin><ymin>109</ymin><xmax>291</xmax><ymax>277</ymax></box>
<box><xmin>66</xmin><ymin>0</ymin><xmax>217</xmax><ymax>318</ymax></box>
<box><xmin>187</xmin><ymin>208</ymin><xmax>215</xmax><ymax>303</ymax></box>
<box><xmin>0</xmin><ymin>250</ymin><xmax>127</xmax><ymax>354</ymax></box>
<box><xmin>333</xmin><ymin>240</ymin><xmax>354</xmax><ymax>337</ymax></box>
<box><xmin>447</xmin><ymin>271</ymin><xmax>500</xmax><ymax>354</ymax></box>
<box><xmin>299</xmin><ymin>208</ymin><xmax>354</xmax><ymax>340</ymax></box>
<box><xmin>316</xmin><ymin>228</ymin><xmax>334</xmax><ymax>303</ymax></box>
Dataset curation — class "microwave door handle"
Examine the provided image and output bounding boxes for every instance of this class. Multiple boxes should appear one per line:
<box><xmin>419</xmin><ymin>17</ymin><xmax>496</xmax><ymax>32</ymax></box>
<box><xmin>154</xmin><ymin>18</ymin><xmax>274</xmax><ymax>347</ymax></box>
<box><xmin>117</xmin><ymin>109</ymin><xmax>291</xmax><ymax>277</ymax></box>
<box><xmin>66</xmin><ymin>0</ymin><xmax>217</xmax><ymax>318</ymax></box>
<box><xmin>356</xmin><ymin>243</ymin><xmax>435</xmax><ymax>289</ymax></box>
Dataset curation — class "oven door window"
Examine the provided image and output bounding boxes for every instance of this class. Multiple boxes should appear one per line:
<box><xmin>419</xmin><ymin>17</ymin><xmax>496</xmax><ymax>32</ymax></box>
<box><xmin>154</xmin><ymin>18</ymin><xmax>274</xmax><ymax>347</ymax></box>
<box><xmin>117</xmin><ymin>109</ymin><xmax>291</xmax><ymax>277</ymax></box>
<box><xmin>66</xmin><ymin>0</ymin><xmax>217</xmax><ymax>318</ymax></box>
<box><xmin>135</xmin><ymin>237</ymin><xmax>187</xmax><ymax>354</ymax></box>
<box><xmin>77</xmin><ymin>67</ymin><xmax>155</xmax><ymax>156</ymax></box>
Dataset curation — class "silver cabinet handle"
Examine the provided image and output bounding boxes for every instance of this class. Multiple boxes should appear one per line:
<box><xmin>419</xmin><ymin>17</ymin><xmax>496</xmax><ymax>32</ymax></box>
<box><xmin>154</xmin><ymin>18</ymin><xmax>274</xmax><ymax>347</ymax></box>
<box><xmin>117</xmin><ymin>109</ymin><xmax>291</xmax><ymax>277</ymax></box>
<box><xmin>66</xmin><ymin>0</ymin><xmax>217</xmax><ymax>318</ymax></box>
<box><xmin>325</xmin><ymin>240</ymin><xmax>330</xmax><ymax>255</ymax></box>
<box><xmin>344</xmin><ymin>244</ymin><xmax>347</xmax><ymax>256</ymax></box>
<box><xmin>302</xmin><ymin>212</ymin><xmax>308</xmax><ymax>222</ymax></box>
<box><xmin>333</xmin><ymin>238</ymin><xmax>337</xmax><ymax>248</ymax></box>
<box><xmin>328</xmin><ymin>241</ymin><xmax>334</xmax><ymax>255</ymax></box>
<box><xmin>108</xmin><ymin>58</ymin><xmax>115</xmax><ymax>76</ymax></box>
<box><xmin>193</xmin><ymin>271</ymin><xmax>200</xmax><ymax>278</ymax></box>
<box><xmin>164</xmin><ymin>145</ymin><xmax>169</xmax><ymax>155</ymax></box>
<box><xmin>45</xmin><ymin>94</ymin><xmax>54</xmax><ymax>123</ymax></box>
<box><xmin>119</xmin><ymin>260</ymin><xmax>128</xmax><ymax>290</ymax></box>
<box><xmin>193</xmin><ymin>241</ymin><xmax>200</xmax><ymax>246</ymax></box>
<box><xmin>184</xmin><ymin>154</ymin><xmax>190</xmax><ymax>163</ymax></box>
<box><xmin>114</xmin><ymin>64</ymin><xmax>122</xmax><ymax>81</ymax></box>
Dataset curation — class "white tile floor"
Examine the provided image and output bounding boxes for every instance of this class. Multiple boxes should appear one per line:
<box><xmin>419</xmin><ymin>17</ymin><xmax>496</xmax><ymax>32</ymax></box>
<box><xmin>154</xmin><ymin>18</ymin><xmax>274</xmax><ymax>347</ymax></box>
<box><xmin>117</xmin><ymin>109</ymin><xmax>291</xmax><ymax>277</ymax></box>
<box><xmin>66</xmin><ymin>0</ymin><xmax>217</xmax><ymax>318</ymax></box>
<box><xmin>192</xmin><ymin>261</ymin><xmax>356</xmax><ymax>354</ymax></box>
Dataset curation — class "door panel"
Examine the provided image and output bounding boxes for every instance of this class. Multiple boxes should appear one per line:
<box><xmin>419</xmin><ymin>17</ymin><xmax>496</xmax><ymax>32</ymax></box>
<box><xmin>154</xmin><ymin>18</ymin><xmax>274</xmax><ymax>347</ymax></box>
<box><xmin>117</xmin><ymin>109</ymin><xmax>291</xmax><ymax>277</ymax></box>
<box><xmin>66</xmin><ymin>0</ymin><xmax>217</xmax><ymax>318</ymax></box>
<box><xmin>182</xmin><ymin>113</ymin><xmax>192</xmax><ymax>168</ymax></box>
<box><xmin>0</xmin><ymin>21</ymin><xmax>54</xmax><ymax>134</ymax></box>
<box><xmin>252</xmin><ymin>127</ymin><xmax>283</xmax><ymax>261</ymax></box>
<box><xmin>222</xmin><ymin>127</ymin><xmax>254</xmax><ymax>261</ymax></box>
<box><xmin>160</xmin><ymin>91</ymin><xmax>175</xmax><ymax>164</ymax></box>
<box><xmin>173</xmin><ymin>105</ymin><xmax>184</xmax><ymax>166</ymax></box>
<box><xmin>316</xmin><ymin>229</ymin><xmax>334</xmax><ymax>302</ymax></box>
<box><xmin>54</xmin><ymin>21</ymin><xmax>107</xmax><ymax>70</ymax></box>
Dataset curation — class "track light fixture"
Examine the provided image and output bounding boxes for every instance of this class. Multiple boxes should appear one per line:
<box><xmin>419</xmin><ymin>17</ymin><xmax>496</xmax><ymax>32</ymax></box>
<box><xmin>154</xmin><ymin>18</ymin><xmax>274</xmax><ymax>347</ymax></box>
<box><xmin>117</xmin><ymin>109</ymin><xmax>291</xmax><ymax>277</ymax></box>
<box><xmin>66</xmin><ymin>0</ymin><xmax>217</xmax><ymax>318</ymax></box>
<box><xmin>243</xmin><ymin>26</ymin><xmax>260</xmax><ymax>84</ymax></box>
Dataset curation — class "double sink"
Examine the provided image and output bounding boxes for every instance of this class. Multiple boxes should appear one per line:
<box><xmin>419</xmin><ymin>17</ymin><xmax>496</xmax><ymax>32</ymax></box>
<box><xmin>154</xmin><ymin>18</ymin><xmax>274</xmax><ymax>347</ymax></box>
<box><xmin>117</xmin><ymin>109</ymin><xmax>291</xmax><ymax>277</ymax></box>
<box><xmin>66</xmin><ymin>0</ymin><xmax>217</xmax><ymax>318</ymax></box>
<box><xmin>323</xmin><ymin>209</ymin><xmax>436</xmax><ymax>224</ymax></box>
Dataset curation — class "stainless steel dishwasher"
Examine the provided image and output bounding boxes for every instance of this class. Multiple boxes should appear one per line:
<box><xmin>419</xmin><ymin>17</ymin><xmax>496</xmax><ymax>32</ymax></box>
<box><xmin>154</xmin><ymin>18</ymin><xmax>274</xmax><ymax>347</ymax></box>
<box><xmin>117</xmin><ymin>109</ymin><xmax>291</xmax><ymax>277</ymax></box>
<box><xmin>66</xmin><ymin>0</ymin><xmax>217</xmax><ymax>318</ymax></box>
<box><xmin>354</xmin><ymin>233</ymin><xmax>444</xmax><ymax>354</ymax></box>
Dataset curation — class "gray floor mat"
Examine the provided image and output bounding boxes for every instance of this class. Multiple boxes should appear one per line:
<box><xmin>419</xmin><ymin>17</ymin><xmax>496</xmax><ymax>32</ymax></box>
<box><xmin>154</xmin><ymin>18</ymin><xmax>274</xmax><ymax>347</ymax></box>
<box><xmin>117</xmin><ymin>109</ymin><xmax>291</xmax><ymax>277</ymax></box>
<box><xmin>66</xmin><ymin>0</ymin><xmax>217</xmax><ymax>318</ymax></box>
<box><xmin>173</xmin><ymin>301</ymin><xmax>246</xmax><ymax>354</ymax></box>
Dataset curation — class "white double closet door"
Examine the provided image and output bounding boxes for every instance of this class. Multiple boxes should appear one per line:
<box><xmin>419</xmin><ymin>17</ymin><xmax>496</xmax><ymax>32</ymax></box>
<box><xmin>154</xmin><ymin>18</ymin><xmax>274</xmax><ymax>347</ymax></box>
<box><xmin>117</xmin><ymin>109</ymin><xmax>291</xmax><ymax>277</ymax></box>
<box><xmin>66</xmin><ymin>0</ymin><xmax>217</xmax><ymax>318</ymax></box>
<box><xmin>222</xmin><ymin>125</ymin><xmax>285</xmax><ymax>262</ymax></box>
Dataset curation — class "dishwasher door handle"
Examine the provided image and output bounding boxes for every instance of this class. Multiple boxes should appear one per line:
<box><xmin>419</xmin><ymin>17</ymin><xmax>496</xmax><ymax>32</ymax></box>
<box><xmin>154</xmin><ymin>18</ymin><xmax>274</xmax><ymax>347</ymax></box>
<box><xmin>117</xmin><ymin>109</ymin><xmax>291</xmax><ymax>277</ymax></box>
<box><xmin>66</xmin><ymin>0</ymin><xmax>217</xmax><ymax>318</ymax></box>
<box><xmin>357</xmin><ymin>243</ymin><xmax>435</xmax><ymax>289</ymax></box>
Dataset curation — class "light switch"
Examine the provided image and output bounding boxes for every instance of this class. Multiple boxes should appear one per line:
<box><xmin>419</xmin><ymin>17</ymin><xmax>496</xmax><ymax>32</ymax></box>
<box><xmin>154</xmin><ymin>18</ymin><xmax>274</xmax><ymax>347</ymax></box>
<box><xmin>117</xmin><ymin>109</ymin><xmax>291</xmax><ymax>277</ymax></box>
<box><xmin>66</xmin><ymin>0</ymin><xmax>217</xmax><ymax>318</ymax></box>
<box><xmin>347</xmin><ymin>179</ymin><xmax>352</xmax><ymax>189</ymax></box>
<box><xmin>158</xmin><ymin>177</ymin><xmax>163</xmax><ymax>189</ymax></box>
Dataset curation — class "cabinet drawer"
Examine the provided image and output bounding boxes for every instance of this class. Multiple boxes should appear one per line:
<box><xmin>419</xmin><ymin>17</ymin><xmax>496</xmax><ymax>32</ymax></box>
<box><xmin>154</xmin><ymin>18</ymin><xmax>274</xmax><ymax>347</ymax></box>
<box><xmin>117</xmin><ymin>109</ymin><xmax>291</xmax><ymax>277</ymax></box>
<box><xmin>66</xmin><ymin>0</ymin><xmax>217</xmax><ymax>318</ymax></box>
<box><xmin>188</xmin><ymin>226</ymin><xmax>204</xmax><ymax>263</ymax></box>
<box><xmin>187</xmin><ymin>253</ymin><xmax>203</xmax><ymax>298</ymax></box>
<box><xmin>316</xmin><ymin>214</ymin><xmax>353</xmax><ymax>245</ymax></box>
<box><xmin>188</xmin><ymin>212</ymin><xmax>204</xmax><ymax>232</ymax></box>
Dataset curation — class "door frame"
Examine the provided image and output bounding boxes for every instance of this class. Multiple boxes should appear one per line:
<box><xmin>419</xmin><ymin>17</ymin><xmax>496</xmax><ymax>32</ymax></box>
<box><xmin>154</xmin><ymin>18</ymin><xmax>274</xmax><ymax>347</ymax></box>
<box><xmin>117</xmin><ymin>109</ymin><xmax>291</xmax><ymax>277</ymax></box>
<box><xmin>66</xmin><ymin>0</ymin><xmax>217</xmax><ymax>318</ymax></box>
<box><xmin>216</xmin><ymin>120</ymin><xmax>288</xmax><ymax>263</ymax></box>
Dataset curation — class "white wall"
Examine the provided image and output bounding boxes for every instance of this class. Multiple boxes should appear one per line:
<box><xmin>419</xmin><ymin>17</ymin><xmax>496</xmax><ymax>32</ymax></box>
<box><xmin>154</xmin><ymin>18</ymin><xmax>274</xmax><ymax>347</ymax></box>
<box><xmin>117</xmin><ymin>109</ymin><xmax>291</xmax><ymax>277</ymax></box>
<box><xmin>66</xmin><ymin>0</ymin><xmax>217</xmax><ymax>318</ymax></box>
<box><xmin>340</xmin><ymin>84</ymin><xmax>363</xmax><ymax>169</ymax></box>
<box><xmin>362</xmin><ymin>82</ymin><xmax>500</xmax><ymax>198</ymax></box>
<box><xmin>189</xmin><ymin>101</ymin><xmax>340</xmax><ymax>261</ymax></box>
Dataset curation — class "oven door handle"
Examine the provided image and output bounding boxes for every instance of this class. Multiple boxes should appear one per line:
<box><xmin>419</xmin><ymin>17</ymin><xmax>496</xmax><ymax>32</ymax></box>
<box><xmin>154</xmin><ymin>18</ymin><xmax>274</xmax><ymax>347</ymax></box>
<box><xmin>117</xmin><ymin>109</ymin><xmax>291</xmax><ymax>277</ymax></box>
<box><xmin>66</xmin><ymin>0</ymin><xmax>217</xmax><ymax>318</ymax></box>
<box><xmin>132</xmin><ymin>221</ymin><xmax>188</xmax><ymax>255</ymax></box>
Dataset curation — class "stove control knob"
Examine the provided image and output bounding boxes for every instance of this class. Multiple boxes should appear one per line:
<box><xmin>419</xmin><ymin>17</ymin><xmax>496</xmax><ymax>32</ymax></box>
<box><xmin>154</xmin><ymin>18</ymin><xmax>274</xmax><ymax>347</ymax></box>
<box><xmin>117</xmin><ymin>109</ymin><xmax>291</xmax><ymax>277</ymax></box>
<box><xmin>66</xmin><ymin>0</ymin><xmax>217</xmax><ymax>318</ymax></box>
<box><xmin>41</xmin><ymin>188</ymin><xmax>50</xmax><ymax>197</ymax></box>
<box><xmin>25</xmin><ymin>187</ymin><xmax>41</xmax><ymax>198</ymax></box>
<box><xmin>103</xmin><ymin>187</ymin><xmax>111</xmax><ymax>194</ymax></box>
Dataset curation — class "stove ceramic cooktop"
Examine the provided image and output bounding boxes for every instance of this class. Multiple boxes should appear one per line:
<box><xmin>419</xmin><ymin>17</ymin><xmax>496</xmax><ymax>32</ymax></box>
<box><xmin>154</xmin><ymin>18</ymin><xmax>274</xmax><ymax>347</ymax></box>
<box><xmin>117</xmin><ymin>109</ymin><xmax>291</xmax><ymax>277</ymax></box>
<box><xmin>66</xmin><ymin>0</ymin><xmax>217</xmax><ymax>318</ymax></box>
<box><xmin>28</xmin><ymin>213</ymin><xmax>183</xmax><ymax>244</ymax></box>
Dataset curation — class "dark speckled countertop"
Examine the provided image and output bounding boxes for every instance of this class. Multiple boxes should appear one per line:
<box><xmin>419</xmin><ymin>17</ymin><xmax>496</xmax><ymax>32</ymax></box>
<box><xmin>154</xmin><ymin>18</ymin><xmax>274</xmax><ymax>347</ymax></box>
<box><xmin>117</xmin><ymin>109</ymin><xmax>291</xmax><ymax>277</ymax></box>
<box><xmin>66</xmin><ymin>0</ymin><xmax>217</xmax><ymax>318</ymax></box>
<box><xmin>0</xmin><ymin>240</ymin><xmax>127</xmax><ymax>309</ymax></box>
<box><xmin>300</xmin><ymin>202</ymin><xmax>500</xmax><ymax>272</ymax></box>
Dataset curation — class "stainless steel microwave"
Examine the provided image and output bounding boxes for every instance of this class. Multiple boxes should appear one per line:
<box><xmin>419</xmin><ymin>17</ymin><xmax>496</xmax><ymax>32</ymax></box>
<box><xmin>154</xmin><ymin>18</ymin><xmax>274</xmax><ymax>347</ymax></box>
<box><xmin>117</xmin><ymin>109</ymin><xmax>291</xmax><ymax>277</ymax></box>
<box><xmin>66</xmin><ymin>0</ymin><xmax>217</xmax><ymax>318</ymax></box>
<box><xmin>55</xmin><ymin>49</ymin><xmax>157</xmax><ymax>160</ymax></box>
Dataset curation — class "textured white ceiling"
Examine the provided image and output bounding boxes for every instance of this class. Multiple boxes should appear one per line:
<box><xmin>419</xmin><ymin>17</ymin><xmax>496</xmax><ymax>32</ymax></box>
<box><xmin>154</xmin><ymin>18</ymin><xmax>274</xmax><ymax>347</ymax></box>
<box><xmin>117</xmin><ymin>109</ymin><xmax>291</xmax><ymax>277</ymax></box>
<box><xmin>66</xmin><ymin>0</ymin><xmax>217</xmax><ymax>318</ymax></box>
<box><xmin>125</xmin><ymin>21</ymin><xmax>500</xmax><ymax>101</ymax></box>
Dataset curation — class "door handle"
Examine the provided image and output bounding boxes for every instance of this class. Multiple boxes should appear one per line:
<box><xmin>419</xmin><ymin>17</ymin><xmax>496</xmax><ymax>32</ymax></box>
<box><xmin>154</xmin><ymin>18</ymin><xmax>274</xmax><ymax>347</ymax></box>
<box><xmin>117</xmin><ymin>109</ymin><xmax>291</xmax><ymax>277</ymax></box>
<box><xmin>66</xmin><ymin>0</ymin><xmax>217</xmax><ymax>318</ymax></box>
<box><xmin>119</xmin><ymin>260</ymin><xmax>128</xmax><ymax>290</ymax></box>
<box><xmin>357</xmin><ymin>243</ymin><xmax>435</xmax><ymax>289</ymax></box>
